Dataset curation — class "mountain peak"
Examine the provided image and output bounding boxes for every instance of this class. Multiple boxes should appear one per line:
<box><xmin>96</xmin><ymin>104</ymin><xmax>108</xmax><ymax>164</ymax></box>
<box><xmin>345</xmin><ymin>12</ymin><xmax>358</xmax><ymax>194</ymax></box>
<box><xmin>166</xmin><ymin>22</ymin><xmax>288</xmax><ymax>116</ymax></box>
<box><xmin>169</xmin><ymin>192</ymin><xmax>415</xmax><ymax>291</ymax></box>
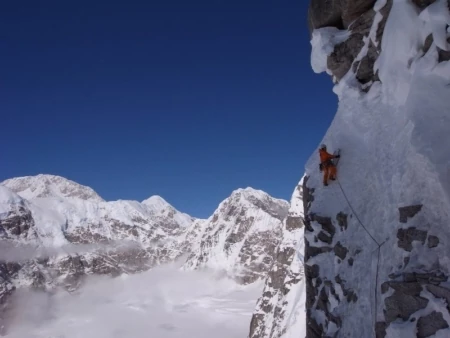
<box><xmin>230</xmin><ymin>187</ymin><xmax>289</xmax><ymax>207</ymax></box>
<box><xmin>141</xmin><ymin>195</ymin><xmax>169</xmax><ymax>208</ymax></box>
<box><xmin>142</xmin><ymin>195</ymin><xmax>194</xmax><ymax>228</ymax></box>
<box><xmin>1</xmin><ymin>174</ymin><xmax>104</xmax><ymax>202</ymax></box>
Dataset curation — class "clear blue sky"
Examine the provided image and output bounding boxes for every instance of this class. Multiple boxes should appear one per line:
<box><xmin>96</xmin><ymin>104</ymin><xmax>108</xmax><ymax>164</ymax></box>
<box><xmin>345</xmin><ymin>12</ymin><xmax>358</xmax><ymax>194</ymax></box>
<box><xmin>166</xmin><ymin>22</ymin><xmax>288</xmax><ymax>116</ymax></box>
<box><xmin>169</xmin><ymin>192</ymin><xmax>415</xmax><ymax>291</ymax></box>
<box><xmin>2</xmin><ymin>0</ymin><xmax>336</xmax><ymax>218</ymax></box>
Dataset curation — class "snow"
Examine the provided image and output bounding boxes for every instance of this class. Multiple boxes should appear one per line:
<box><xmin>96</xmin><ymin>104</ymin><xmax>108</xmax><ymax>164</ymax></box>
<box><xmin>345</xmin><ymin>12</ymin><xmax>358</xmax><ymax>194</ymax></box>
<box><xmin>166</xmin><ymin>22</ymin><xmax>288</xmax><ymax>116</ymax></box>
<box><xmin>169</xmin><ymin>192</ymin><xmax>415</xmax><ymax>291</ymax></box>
<box><xmin>0</xmin><ymin>176</ymin><xmax>197</xmax><ymax>249</ymax></box>
<box><xmin>0</xmin><ymin>186</ymin><xmax>25</xmax><ymax>217</ymax></box>
<box><xmin>2</xmin><ymin>174</ymin><xmax>105</xmax><ymax>202</ymax></box>
<box><xmin>311</xmin><ymin>27</ymin><xmax>350</xmax><ymax>74</ymax></box>
<box><xmin>142</xmin><ymin>195</ymin><xmax>194</xmax><ymax>228</ymax></box>
<box><xmin>419</xmin><ymin>0</ymin><xmax>450</xmax><ymax>51</ymax></box>
<box><xmin>182</xmin><ymin>188</ymin><xmax>288</xmax><ymax>279</ymax></box>
<box><xmin>6</xmin><ymin>265</ymin><xmax>263</xmax><ymax>338</ymax></box>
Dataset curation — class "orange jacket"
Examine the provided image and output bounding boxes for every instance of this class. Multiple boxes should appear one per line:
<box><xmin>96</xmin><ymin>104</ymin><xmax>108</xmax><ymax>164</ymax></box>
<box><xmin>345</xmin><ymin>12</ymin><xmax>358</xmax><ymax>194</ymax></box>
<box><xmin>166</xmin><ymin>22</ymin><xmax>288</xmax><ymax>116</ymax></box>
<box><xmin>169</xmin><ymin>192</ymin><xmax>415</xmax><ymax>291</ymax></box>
<box><xmin>319</xmin><ymin>149</ymin><xmax>335</xmax><ymax>164</ymax></box>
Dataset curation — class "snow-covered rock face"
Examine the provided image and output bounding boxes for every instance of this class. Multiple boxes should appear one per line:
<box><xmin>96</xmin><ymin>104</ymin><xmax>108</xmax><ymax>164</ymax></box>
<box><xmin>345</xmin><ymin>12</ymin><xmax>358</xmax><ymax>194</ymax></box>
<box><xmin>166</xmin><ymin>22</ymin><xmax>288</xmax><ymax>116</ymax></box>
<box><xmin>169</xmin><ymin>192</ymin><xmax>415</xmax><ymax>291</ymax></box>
<box><xmin>0</xmin><ymin>178</ymin><xmax>197</xmax><ymax>292</ymax></box>
<box><xmin>142</xmin><ymin>195</ymin><xmax>194</xmax><ymax>229</ymax></box>
<box><xmin>183</xmin><ymin>188</ymin><xmax>289</xmax><ymax>284</ymax></box>
<box><xmin>249</xmin><ymin>1</ymin><xmax>450</xmax><ymax>337</ymax></box>
<box><xmin>296</xmin><ymin>0</ymin><xmax>450</xmax><ymax>337</ymax></box>
<box><xmin>2</xmin><ymin>174</ymin><xmax>105</xmax><ymax>202</ymax></box>
<box><xmin>249</xmin><ymin>181</ymin><xmax>306</xmax><ymax>338</ymax></box>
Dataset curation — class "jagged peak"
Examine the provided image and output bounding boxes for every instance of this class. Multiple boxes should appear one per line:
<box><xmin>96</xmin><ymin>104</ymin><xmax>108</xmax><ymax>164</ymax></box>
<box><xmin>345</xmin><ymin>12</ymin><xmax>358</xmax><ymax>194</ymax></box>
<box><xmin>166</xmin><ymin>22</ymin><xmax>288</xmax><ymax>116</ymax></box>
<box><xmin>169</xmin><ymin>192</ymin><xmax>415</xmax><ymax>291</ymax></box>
<box><xmin>1</xmin><ymin>174</ymin><xmax>104</xmax><ymax>202</ymax></box>
<box><xmin>141</xmin><ymin>195</ymin><xmax>170</xmax><ymax>208</ymax></box>
<box><xmin>142</xmin><ymin>195</ymin><xmax>194</xmax><ymax>227</ymax></box>
<box><xmin>215</xmin><ymin>187</ymin><xmax>289</xmax><ymax>222</ymax></box>
<box><xmin>230</xmin><ymin>187</ymin><xmax>289</xmax><ymax>207</ymax></box>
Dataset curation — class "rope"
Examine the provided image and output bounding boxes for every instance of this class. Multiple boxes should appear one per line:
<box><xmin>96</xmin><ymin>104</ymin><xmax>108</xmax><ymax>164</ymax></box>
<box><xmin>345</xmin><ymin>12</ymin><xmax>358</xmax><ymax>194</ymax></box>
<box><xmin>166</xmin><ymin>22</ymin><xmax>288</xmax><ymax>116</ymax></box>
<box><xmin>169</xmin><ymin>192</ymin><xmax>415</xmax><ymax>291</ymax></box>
<box><xmin>336</xmin><ymin>179</ymin><xmax>380</xmax><ymax>246</ymax></box>
<box><xmin>335</xmin><ymin>178</ymin><xmax>388</xmax><ymax>338</ymax></box>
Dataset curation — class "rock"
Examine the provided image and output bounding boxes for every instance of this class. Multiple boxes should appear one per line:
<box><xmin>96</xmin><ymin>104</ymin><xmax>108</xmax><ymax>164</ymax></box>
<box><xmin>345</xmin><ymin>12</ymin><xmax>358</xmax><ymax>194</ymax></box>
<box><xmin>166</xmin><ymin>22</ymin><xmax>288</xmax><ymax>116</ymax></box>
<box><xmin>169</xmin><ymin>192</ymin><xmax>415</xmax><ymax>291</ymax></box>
<box><xmin>404</xmin><ymin>257</ymin><xmax>410</xmax><ymax>267</ymax></box>
<box><xmin>334</xmin><ymin>241</ymin><xmax>349</xmax><ymax>260</ymax></box>
<box><xmin>438</xmin><ymin>39</ymin><xmax>450</xmax><ymax>62</ymax></box>
<box><xmin>346</xmin><ymin>289</ymin><xmax>358</xmax><ymax>303</ymax></box>
<box><xmin>248</xmin><ymin>181</ymin><xmax>305</xmax><ymax>338</ymax></box>
<box><xmin>306</xmin><ymin>316</ymin><xmax>324</xmax><ymax>338</ymax></box>
<box><xmin>341</xmin><ymin>0</ymin><xmax>377</xmax><ymax>27</ymax></box>
<box><xmin>302</xmin><ymin>176</ymin><xmax>315</xmax><ymax>211</ymax></box>
<box><xmin>417</xmin><ymin>311</ymin><xmax>449</xmax><ymax>338</ymax></box>
<box><xmin>312</xmin><ymin>214</ymin><xmax>336</xmax><ymax>238</ymax></box>
<box><xmin>286</xmin><ymin>216</ymin><xmax>303</xmax><ymax>231</ymax></box>
<box><xmin>384</xmin><ymin>285</ymin><xmax>429</xmax><ymax>324</ymax></box>
<box><xmin>412</xmin><ymin>0</ymin><xmax>436</xmax><ymax>9</ymax></box>
<box><xmin>427</xmin><ymin>235</ymin><xmax>439</xmax><ymax>248</ymax></box>
<box><xmin>307</xmin><ymin>242</ymin><xmax>333</xmax><ymax>259</ymax></box>
<box><xmin>375</xmin><ymin>321</ymin><xmax>387</xmax><ymax>338</ymax></box>
<box><xmin>348</xmin><ymin>257</ymin><xmax>354</xmax><ymax>266</ymax></box>
<box><xmin>317</xmin><ymin>230</ymin><xmax>333</xmax><ymax>244</ymax></box>
<box><xmin>397</xmin><ymin>227</ymin><xmax>427</xmax><ymax>252</ymax></box>
<box><xmin>308</xmin><ymin>0</ymin><xmax>344</xmax><ymax>33</ymax></box>
<box><xmin>326</xmin><ymin>0</ymin><xmax>392</xmax><ymax>85</ymax></box>
<box><xmin>316</xmin><ymin>287</ymin><xmax>329</xmax><ymax>313</ymax></box>
<box><xmin>386</xmin><ymin>281</ymin><xmax>423</xmax><ymax>296</ymax></box>
<box><xmin>426</xmin><ymin>285</ymin><xmax>450</xmax><ymax>312</ymax></box>
<box><xmin>308</xmin><ymin>0</ymin><xmax>377</xmax><ymax>31</ymax></box>
<box><xmin>398</xmin><ymin>205</ymin><xmax>423</xmax><ymax>223</ymax></box>
<box><xmin>336</xmin><ymin>212</ymin><xmax>348</xmax><ymax>231</ymax></box>
<box><xmin>402</xmin><ymin>272</ymin><xmax>448</xmax><ymax>285</ymax></box>
<box><xmin>328</xmin><ymin>31</ymin><xmax>366</xmax><ymax>81</ymax></box>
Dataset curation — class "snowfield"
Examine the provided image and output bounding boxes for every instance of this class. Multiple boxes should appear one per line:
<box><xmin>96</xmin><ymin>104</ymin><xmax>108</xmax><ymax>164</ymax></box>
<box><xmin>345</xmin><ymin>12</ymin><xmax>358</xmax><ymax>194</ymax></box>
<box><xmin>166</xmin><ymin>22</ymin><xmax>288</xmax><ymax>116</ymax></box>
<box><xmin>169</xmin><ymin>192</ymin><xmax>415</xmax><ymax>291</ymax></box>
<box><xmin>6</xmin><ymin>265</ymin><xmax>263</xmax><ymax>338</ymax></box>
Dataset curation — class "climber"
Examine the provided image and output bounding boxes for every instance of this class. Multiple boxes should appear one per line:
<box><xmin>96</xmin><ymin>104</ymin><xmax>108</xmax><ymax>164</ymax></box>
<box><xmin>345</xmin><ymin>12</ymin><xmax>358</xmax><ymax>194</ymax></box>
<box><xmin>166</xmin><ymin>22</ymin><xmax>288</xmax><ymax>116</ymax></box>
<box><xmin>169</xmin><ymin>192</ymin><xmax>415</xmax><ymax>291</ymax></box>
<box><xmin>319</xmin><ymin>144</ymin><xmax>340</xmax><ymax>186</ymax></box>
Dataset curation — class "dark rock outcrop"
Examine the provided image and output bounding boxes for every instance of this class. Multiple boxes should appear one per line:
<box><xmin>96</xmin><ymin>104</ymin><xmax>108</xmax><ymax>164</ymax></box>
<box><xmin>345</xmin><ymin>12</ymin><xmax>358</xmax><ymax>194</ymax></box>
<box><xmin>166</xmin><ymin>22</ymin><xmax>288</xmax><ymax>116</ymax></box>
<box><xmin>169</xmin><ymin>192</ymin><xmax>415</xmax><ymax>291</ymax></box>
<box><xmin>308</xmin><ymin>0</ymin><xmax>377</xmax><ymax>31</ymax></box>
<box><xmin>427</xmin><ymin>235</ymin><xmax>439</xmax><ymax>248</ymax></box>
<box><xmin>380</xmin><ymin>273</ymin><xmax>450</xmax><ymax>334</ymax></box>
<box><xmin>399</xmin><ymin>205</ymin><xmax>423</xmax><ymax>223</ymax></box>
<box><xmin>334</xmin><ymin>241</ymin><xmax>348</xmax><ymax>260</ymax></box>
<box><xmin>384</xmin><ymin>283</ymin><xmax>429</xmax><ymax>324</ymax></box>
<box><xmin>308</xmin><ymin>0</ymin><xmax>392</xmax><ymax>86</ymax></box>
<box><xmin>397</xmin><ymin>227</ymin><xmax>427</xmax><ymax>252</ymax></box>
<box><xmin>417</xmin><ymin>311</ymin><xmax>449</xmax><ymax>338</ymax></box>
<box><xmin>375</xmin><ymin>321</ymin><xmax>387</xmax><ymax>338</ymax></box>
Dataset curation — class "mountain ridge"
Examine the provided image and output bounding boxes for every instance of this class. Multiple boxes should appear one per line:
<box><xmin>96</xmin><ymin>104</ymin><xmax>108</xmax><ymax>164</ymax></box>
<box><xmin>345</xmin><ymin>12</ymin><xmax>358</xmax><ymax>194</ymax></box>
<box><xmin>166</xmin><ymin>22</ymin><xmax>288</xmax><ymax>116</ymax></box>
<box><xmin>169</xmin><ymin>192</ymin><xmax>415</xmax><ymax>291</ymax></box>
<box><xmin>0</xmin><ymin>174</ymin><xmax>291</xmax><ymax>335</ymax></box>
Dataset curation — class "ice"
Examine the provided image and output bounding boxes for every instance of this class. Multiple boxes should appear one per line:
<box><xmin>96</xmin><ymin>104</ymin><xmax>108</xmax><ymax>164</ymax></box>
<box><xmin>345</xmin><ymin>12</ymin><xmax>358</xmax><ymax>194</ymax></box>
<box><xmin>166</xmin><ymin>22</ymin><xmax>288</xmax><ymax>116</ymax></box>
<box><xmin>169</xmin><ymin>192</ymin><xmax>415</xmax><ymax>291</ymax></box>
<box><xmin>310</xmin><ymin>27</ymin><xmax>350</xmax><ymax>74</ymax></box>
<box><xmin>419</xmin><ymin>0</ymin><xmax>450</xmax><ymax>51</ymax></box>
<box><xmin>0</xmin><ymin>186</ymin><xmax>25</xmax><ymax>218</ymax></box>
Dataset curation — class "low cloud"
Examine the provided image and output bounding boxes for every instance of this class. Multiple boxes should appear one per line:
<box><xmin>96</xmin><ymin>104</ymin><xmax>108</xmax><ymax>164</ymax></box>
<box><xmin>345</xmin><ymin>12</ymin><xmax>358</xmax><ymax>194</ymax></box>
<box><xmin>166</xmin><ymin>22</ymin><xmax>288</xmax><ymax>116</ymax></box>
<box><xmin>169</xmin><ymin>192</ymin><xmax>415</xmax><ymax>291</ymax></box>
<box><xmin>6</xmin><ymin>265</ymin><xmax>262</xmax><ymax>338</ymax></box>
<box><xmin>0</xmin><ymin>239</ymin><xmax>144</xmax><ymax>263</ymax></box>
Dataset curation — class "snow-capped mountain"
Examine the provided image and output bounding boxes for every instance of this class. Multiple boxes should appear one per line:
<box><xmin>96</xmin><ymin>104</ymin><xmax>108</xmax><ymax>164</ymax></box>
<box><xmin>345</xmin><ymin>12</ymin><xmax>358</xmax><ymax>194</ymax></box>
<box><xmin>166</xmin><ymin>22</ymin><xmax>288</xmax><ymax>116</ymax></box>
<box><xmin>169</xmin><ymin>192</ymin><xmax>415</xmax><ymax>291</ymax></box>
<box><xmin>249</xmin><ymin>181</ymin><xmax>305</xmax><ymax>338</ymax></box>
<box><xmin>142</xmin><ymin>195</ymin><xmax>194</xmax><ymax>229</ymax></box>
<box><xmin>183</xmin><ymin>188</ymin><xmax>289</xmax><ymax>284</ymax></box>
<box><xmin>250</xmin><ymin>0</ymin><xmax>450</xmax><ymax>337</ymax></box>
<box><xmin>0</xmin><ymin>175</ymin><xmax>289</xmax><ymax>335</ymax></box>
<box><xmin>2</xmin><ymin>174</ymin><xmax>104</xmax><ymax>202</ymax></box>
